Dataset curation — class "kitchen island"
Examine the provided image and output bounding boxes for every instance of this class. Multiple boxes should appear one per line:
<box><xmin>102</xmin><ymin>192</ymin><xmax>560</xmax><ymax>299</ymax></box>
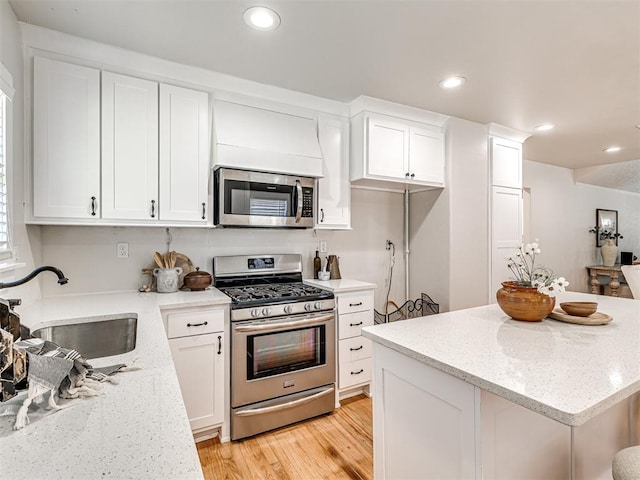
<box><xmin>0</xmin><ymin>289</ymin><xmax>230</xmax><ymax>480</ymax></box>
<box><xmin>362</xmin><ymin>291</ymin><xmax>640</xmax><ymax>479</ymax></box>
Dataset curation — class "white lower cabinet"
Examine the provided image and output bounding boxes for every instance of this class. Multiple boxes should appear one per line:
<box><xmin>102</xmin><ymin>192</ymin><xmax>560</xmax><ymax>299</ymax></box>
<box><xmin>164</xmin><ymin>306</ymin><xmax>227</xmax><ymax>440</ymax></box>
<box><xmin>336</xmin><ymin>289</ymin><xmax>375</xmax><ymax>396</ymax></box>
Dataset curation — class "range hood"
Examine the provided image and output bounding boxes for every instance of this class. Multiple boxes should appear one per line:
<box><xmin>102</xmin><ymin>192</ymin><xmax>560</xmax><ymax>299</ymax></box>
<box><xmin>213</xmin><ymin>100</ymin><xmax>323</xmax><ymax>177</ymax></box>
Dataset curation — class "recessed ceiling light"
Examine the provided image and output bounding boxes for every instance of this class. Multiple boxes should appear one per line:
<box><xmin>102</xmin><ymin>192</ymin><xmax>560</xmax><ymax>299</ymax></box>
<box><xmin>534</xmin><ymin>124</ymin><xmax>555</xmax><ymax>132</ymax></box>
<box><xmin>604</xmin><ymin>146</ymin><xmax>622</xmax><ymax>153</ymax></box>
<box><xmin>438</xmin><ymin>76</ymin><xmax>466</xmax><ymax>89</ymax></box>
<box><xmin>243</xmin><ymin>6</ymin><xmax>280</xmax><ymax>31</ymax></box>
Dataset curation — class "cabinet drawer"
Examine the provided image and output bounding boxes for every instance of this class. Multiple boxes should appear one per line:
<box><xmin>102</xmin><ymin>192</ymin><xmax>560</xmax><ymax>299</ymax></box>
<box><xmin>338</xmin><ymin>310</ymin><xmax>373</xmax><ymax>340</ymax></box>
<box><xmin>166</xmin><ymin>309</ymin><xmax>225</xmax><ymax>339</ymax></box>
<box><xmin>337</xmin><ymin>291</ymin><xmax>374</xmax><ymax>314</ymax></box>
<box><xmin>339</xmin><ymin>357</ymin><xmax>372</xmax><ymax>389</ymax></box>
<box><xmin>339</xmin><ymin>337</ymin><xmax>372</xmax><ymax>363</ymax></box>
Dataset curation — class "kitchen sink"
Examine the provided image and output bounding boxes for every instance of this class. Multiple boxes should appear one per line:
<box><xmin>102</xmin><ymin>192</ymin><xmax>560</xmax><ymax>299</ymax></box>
<box><xmin>31</xmin><ymin>314</ymin><xmax>137</xmax><ymax>359</ymax></box>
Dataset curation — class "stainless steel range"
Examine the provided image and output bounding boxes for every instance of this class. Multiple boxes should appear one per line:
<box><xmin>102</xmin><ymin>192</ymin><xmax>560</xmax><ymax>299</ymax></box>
<box><xmin>213</xmin><ymin>254</ymin><xmax>336</xmax><ymax>440</ymax></box>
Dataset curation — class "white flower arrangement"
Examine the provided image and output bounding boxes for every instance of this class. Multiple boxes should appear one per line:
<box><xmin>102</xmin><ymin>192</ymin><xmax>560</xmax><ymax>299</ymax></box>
<box><xmin>506</xmin><ymin>242</ymin><xmax>569</xmax><ymax>296</ymax></box>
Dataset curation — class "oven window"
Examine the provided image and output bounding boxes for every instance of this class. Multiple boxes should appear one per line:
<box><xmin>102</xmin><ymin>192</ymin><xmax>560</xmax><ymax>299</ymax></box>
<box><xmin>226</xmin><ymin>180</ymin><xmax>293</xmax><ymax>217</ymax></box>
<box><xmin>247</xmin><ymin>326</ymin><xmax>326</xmax><ymax>380</ymax></box>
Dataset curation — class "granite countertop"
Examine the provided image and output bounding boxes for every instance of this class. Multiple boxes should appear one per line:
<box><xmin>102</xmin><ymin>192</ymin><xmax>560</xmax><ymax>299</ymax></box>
<box><xmin>362</xmin><ymin>291</ymin><xmax>640</xmax><ymax>427</ymax></box>
<box><xmin>304</xmin><ymin>278</ymin><xmax>376</xmax><ymax>293</ymax></box>
<box><xmin>0</xmin><ymin>288</ymin><xmax>230</xmax><ymax>480</ymax></box>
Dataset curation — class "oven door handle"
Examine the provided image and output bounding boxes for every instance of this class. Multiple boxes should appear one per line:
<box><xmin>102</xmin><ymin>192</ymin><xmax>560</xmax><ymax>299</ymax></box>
<box><xmin>294</xmin><ymin>179</ymin><xmax>303</xmax><ymax>224</ymax></box>
<box><xmin>234</xmin><ymin>386</ymin><xmax>334</xmax><ymax>417</ymax></box>
<box><xmin>234</xmin><ymin>314</ymin><xmax>334</xmax><ymax>333</ymax></box>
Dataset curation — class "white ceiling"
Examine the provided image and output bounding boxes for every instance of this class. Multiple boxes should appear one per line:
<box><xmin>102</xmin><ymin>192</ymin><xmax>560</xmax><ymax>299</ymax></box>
<box><xmin>8</xmin><ymin>0</ymin><xmax>640</xmax><ymax>170</ymax></box>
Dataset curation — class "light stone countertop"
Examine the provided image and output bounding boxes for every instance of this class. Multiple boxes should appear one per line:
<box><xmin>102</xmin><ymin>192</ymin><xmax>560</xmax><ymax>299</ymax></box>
<box><xmin>0</xmin><ymin>288</ymin><xmax>230</xmax><ymax>480</ymax></box>
<box><xmin>304</xmin><ymin>278</ymin><xmax>376</xmax><ymax>293</ymax></box>
<box><xmin>362</xmin><ymin>291</ymin><xmax>640</xmax><ymax>427</ymax></box>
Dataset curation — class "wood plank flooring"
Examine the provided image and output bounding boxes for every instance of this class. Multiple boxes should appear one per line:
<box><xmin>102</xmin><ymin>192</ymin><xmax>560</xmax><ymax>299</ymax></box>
<box><xmin>197</xmin><ymin>394</ymin><xmax>373</xmax><ymax>480</ymax></box>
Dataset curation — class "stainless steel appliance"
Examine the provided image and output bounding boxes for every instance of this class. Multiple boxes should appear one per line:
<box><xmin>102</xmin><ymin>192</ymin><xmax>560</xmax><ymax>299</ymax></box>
<box><xmin>213</xmin><ymin>254</ymin><xmax>336</xmax><ymax>440</ymax></box>
<box><xmin>214</xmin><ymin>168</ymin><xmax>315</xmax><ymax>228</ymax></box>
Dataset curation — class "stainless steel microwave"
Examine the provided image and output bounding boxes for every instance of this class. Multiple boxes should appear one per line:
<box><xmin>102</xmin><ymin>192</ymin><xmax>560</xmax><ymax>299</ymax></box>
<box><xmin>214</xmin><ymin>168</ymin><xmax>315</xmax><ymax>228</ymax></box>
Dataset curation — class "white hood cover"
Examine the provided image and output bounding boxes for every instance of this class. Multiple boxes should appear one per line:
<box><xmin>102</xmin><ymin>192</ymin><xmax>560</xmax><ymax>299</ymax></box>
<box><xmin>213</xmin><ymin>100</ymin><xmax>323</xmax><ymax>177</ymax></box>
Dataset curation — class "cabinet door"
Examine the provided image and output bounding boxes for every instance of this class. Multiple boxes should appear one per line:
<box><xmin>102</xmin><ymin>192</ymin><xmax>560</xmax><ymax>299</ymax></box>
<box><xmin>33</xmin><ymin>57</ymin><xmax>100</xmax><ymax>218</ymax></box>
<box><xmin>491</xmin><ymin>186</ymin><xmax>523</xmax><ymax>296</ymax></box>
<box><xmin>366</xmin><ymin>116</ymin><xmax>409</xmax><ymax>180</ymax></box>
<box><xmin>159</xmin><ymin>84</ymin><xmax>210</xmax><ymax>222</ymax></box>
<box><xmin>316</xmin><ymin>116</ymin><xmax>350</xmax><ymax>229</ymax></box>
<box><xmin>491</xmin><ymin>137</ymin><xmax>522</xmax><ymax>189</ymax></box>
<box><xmin>102</xmin><ymin>72</ymin><xmax>158</xmax><ymax>220</ymax></box>
<box><xmin>409</xmin><ymin>125</ymin><xmax>445</xmax><ymax>186</ymax></box>
<box><xmin>169</xmin><ymin>332</ymin><xmax>224</xmax><ymax>431</ymax></box>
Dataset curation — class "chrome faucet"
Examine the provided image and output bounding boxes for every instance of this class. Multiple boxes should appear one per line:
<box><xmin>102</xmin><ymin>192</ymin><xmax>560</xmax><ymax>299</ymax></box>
<box><xmin>0</xmin><ymin>266</ymin><xmax>69</xmax><ymax>289</ymax></box>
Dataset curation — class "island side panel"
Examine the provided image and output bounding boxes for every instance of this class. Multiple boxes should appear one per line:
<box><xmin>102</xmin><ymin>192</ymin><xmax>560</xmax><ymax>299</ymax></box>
<box><xmin>372</xmin><ymin>343</ymin><xmax>481</xmax><ymax>479</ymax></box>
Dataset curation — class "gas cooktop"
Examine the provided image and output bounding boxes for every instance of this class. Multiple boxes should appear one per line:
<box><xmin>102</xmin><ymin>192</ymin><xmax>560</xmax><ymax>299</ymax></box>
<box><xmin>218</xmin><ymin>282</ymin><xmax>333</xmax><ymax>307</ymax></box>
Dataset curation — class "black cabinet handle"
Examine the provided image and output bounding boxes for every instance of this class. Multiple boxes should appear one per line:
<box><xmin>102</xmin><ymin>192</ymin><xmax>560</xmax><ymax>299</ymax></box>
<box><xmin>405</xmin><ymin>172</ymin><xmax>410</xmax><ymax>177</ymax></box>
<box><xmin>217</xmin><ymin>335</ymin><xmax>222</xmax><ymax>355</ymax></box>
<box><xmin>150</xmin><ymin>199</ymin><xmax>156</xmax><ymax>218</ymax></box>
<box><xmin>349</xmin><ymin>302</ymin><xmax>363</xmax><ymax>307</ymax></box>
<box><xmin>349</xmin><ymin>321</ymin><xmax>363</xmax><ymax>327</ymax></box>
<box><xmin>350</xmin><ymin>345</ymin><xmax>363</xmax><ymax>351</ymax></box>
<box><xmin>186</xmin><ymin>321</ymin><xmax>208</xmax><ymax>327</ymax></box>
<box><xmin>410</xmin><ymin>173</ymin><xmax>415</xmax><ymax>178</ymax></box>
<box><xmin>320</xmin><ymin>208</ymin><xmax>325</xmax><ymax>223</ymax></box>
<box><xmin>201</xmin><ymin>202</ymin><xmax>206</xmax><ymax>220</ymax></box>
<box><xmin>351</xmin><ymin>369</ymin><xmax>364</xmax><ymax>375</ymax></box>
<box><xmin>90</xmin><ymin>196</ymin><xmax>97</xmax><ymax>216</ymax></box>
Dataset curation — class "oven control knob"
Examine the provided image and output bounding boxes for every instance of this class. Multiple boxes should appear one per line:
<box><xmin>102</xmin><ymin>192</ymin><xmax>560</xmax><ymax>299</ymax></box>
<box><xmin>251</xmin><ymin>308</ymin><xmax>260</xmax><ymax>318</ymax></box>
<box><xmin>314</xmin><ymin>301</ymin><xmax>322</xmax><ymax>310</ymax></box>
<box><xmin>262</xmin><ymin>307</ymin><xmax>271</xmax><ymax>316</ymax></box>
<box><xmin>304</xmin><ymin>303</ymin><xmax>312</xmax><ymax>312</ymax></box>
<box><xmin>284</xmin><ymin>305</ymin><xmax>293</xmax><ymax>314</ymax></box>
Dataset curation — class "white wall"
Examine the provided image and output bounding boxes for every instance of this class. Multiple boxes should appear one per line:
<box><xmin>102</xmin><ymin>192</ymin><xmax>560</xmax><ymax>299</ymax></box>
<box><xmin>37</xmin><ymin>188</ymin><xmax>404</xmax><ymax>312</ymax></box>
<box><xmin>0</xmin><ymin>0</ymin><xmax>41</xmax><ymax>303</ymax></box>
<box><xmin>523</xmin><ymin>160</ymin><xmax>640</xmax><ymax>293</ymax></box>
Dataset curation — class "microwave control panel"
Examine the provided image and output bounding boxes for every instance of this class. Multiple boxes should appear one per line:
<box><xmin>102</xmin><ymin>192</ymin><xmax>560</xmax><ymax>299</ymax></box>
<box><xmin>301</xmin><ymin>187</ymin><xmax>313</xmax><ymax>218</ymax></box>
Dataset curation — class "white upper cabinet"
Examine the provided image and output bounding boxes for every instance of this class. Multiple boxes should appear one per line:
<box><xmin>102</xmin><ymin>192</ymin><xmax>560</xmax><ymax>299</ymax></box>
<box><xmin>491</xmin><ymin>136</ymin><xmax>522</xmax><ymax>189</ymax></box>
<box><xmin>30</xmin><ymin>56</ymin><xmax>212</xmax><ymax>226</ymax></box>
<box><xmin>366</xmin><ymin>116</ymin><xmax>409</xmax><ymax>179</ymax></box>
<box><xmin>159</xmin><ymin>84</ymin><xmax>210</xmax><ymax>223</ymax></box>
<box><xmin>316</xmin><ymin>115</ymin><xmax>350</xmax><ymax>229</ymax></box>
<box><xmin>32</xmin><ymin>57</ymin><xmax>100</xmax><ymax>218</ymax></box>
<box><xmin>350</xmin><ymin>96</ymin><xmax>448</xmax><ymax>190</ymax></box>
<box><xmin>101</xmin><ymin>71</ymin><xmax>159</xmax><ymax>220</ymax></box>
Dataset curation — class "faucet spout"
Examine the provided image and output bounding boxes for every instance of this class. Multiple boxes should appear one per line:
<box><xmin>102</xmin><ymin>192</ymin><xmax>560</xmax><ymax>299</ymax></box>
<box><xmin>0</xmin><ymin>266</ymin><xmax>69</xmax><ymax>289</ymax></box>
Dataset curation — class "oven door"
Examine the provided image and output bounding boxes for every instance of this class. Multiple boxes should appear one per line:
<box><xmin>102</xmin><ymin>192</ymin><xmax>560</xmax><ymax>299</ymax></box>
<box><xmin>231</xmin><ymin>311</ymin><xmax>335</xmax><ymax>408</ymax></box>
<box><xmin>215</xmin><ymin>168</ymin><xmax>315</xmax><ymax>228</ymax></box>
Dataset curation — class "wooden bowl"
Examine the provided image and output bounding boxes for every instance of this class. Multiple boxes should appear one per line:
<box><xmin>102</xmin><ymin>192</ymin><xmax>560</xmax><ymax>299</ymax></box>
<box><xmin>560</xmin><ymin>302</ymin><xmax>598</xmax><ymax>317</ymax></box>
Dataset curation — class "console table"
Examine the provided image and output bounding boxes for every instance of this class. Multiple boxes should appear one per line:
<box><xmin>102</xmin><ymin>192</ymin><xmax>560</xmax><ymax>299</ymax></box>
<box><xmin>586</xmin><ymin>264</ymin><xmax>622</xmax><ymax>296</ymax></box>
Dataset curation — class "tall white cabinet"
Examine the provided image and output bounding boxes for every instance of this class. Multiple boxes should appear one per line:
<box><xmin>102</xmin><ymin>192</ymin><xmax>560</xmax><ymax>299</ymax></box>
<box><xmin>488</xmin><ymin>125</ymin><xmax>531</xmax><ymax>299</ymax></box>
<box><xmin>32</xmin><ymin>57</ymin><xmax>100</xmax><ymax>218</ymax></box>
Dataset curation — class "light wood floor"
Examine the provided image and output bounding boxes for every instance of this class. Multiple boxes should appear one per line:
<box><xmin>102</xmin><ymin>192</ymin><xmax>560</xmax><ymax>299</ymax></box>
<box><xmin>197</xmin><ymin>394</ymin><xmax>373</xmax><ymax>480</ymax></box>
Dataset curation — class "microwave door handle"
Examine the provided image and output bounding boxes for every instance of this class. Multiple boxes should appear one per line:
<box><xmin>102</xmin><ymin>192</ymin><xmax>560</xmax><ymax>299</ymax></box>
<box><xmin>294</xmin><ymin>180</ymin><xmax>303</xmax><ymax>223</ymax></box>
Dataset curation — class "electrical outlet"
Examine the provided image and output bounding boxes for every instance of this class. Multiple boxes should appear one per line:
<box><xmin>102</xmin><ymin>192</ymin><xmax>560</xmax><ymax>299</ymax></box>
<box><xmin>319</xmin><ymin>240</ymin><xmax>328</xmax><ymax>253</ymax></box>
<box><xmin>117</xmin><ymin>242</ymin><xmax>129</xmax><ymax>259</ymax></box>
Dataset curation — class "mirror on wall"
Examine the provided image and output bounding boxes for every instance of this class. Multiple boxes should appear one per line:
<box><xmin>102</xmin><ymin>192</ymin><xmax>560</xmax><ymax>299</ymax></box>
<box><xmin>595</xmin><ymin>209</ymin><xmax>619</xmax><ymax>247</ymax></box>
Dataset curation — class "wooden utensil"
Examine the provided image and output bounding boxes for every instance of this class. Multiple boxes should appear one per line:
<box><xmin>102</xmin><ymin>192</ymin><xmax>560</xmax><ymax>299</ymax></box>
<box><xmin>169</xmin><ymin>251</ymin><xmax>177</xmax><ymax>269</ymax></box>
<box><xmin>154</xmin><ymin>251</ymin><xmax>165</xmax><ymax>268</ymax></box>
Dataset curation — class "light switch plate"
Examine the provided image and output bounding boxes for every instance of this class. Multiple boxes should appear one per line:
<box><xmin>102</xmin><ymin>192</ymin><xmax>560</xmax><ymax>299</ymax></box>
<box><xmin>117</xmin><ymin>242</ymin><xmax>129</xmax><ymax>259</ymax></box>
<box><xmin>319</xmin><ymin>240</ymin><xmax>328</xmax><ymax>253</ymax></box>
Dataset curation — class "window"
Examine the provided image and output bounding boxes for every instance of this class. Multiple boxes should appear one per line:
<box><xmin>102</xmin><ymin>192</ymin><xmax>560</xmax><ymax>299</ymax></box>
<box><xmin>0</xmin><ymin>62</ymin><xmax>14</xmax><ymax>263</ymax></box>
<box><xmin>0</xmin><ymin>93</ymin><xmax>7</xmax><ymax>255</ymax></box>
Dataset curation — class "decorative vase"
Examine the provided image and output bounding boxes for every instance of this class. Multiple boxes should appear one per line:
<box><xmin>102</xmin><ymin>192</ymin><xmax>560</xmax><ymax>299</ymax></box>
<box><xmin>600</xmin><ymin>239</ymin><xmax>618</xmax><ymax>267</ymax></box>
<box><xmin>496</xmin><ymin>281</ymin><xmax>556</xmax><ymax>322</ymax></box>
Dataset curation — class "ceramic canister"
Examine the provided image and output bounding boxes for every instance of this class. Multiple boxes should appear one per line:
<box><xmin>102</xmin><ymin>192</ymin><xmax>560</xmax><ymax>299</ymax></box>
<box><xmin>153</xmin><ymin>267</ymin><xmax>183</xmax><ymax>293</ymax></box>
